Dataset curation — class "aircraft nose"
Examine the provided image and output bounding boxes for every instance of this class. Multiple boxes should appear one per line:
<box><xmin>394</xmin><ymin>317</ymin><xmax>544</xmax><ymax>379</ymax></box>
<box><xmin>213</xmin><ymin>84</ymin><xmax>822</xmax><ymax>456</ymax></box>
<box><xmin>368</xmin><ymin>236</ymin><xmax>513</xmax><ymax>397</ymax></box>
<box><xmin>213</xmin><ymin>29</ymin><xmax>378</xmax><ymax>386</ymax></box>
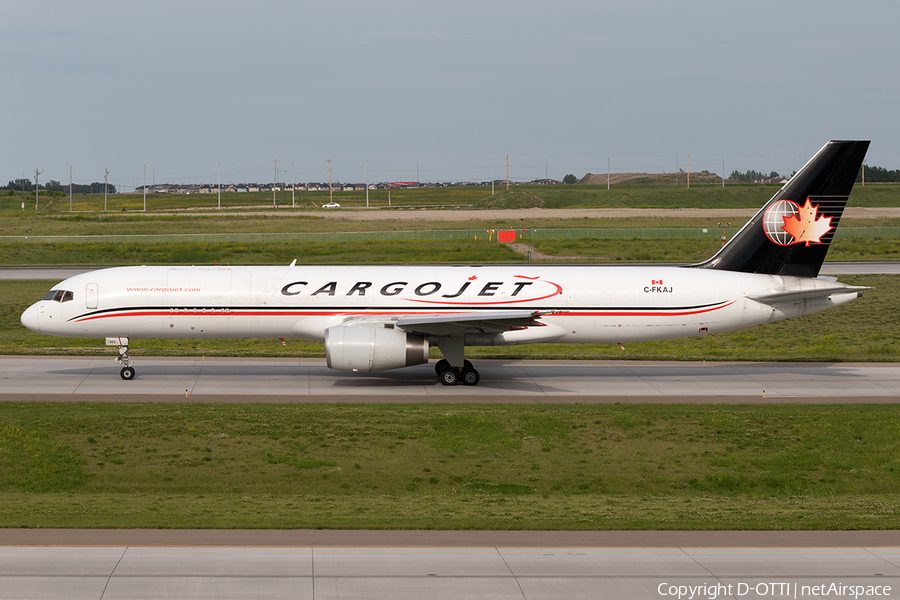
<box><xmin>21</xmin><ymin>303</ymin><xmax>40</xmax><ymax>332</ymax></box>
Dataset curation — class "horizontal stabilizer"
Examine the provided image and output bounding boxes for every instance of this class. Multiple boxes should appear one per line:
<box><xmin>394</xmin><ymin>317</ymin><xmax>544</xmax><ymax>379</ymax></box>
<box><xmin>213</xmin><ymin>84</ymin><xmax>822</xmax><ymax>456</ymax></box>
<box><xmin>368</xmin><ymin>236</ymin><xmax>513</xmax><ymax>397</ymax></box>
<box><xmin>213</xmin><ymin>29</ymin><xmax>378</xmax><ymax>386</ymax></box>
<box><xmin>747</xmin><ymin>286</ymin><xmax>869</xmax><ymax>305</ymax></box>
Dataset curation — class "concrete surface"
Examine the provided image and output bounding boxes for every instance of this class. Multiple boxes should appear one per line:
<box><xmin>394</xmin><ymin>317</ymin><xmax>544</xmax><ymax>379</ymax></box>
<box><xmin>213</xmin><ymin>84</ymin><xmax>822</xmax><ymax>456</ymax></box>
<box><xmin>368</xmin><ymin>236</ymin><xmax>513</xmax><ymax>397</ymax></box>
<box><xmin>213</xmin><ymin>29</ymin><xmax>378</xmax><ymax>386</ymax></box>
<box><xmin>0</xmin><ymin>544</ymin><xmax>898</xmax><ymax>600</ymax></box>
<box><xmin>2</xmin><ymin>356</ymin><xmax>900</xmax><ymax>402</ymax></box>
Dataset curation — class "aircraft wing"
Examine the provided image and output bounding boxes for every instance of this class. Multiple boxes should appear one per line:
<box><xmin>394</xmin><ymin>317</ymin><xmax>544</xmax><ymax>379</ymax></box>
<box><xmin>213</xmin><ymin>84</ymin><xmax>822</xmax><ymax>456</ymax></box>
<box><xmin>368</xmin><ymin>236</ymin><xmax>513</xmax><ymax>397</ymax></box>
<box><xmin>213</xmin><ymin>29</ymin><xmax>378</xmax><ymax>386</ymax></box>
<box><xmin>747</xmin><ymin>286</ymin><xmax>869</xmax><ymax>305</ymax></box>
<box><xmin>343</xmin><ymin>310</ymin><xmax>550</xmax><ymax>337</ymax></box>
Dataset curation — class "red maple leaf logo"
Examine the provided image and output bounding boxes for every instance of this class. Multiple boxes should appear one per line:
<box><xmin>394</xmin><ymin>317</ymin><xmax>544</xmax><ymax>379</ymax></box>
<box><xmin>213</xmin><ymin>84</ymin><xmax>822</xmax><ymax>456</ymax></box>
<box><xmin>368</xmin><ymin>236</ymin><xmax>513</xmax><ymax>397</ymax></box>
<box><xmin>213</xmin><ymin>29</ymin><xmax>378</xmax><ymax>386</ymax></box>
<box><xmin>781</xmin><ymin>197</ymin><xmax>833</xmax><ymax>246</ymax></box>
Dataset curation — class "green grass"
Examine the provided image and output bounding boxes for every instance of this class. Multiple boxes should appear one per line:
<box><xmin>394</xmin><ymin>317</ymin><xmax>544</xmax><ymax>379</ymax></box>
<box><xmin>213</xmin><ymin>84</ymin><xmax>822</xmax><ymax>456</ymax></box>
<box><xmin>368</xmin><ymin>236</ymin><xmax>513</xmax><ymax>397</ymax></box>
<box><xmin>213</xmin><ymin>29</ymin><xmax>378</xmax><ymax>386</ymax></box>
<box><xmin>3</xmin><ymin>235</ymin><xmax>900</xmax><ymax>267</ymax></box>
<box><xmin>8</xmin><ymin>212</ymin><xmax>899</xmax><ymax>238</ymax></box>
<box><xmin>531</xmin><ymin>238</ymin><xmax>724</xmax><ymax>262</ymax></box>
<box><xmin>3</xmin><ymin>181</ymin><xmax>898</xmax><ymax>225</ymax></box>
<box><xmin>0</xmin><ymin>212</ymin><xmax>752</xmax><ymax>238</ymax></box>
<box><xmin>1</xmin><ymin>403</ymin><xmax>899</xmax><ymax>529</ymax></box>
<box><xmin>0</xmin><ymin>239</ymin><xmax>523</xmax><ymax>267</ymax></box>
<box><xmin>1</xmin><ymin>186</ymin><xmax>492</xmax><ymax>213</ymax></box>
<box><xmin>526</xmin><ymin>237</ymin><xmax>900</xmax><ymax>263</ymax></box>
<box><xmin>3</xmin><ymin>275</ymin><xmax>899</xmax><ymax>362</ymax></box>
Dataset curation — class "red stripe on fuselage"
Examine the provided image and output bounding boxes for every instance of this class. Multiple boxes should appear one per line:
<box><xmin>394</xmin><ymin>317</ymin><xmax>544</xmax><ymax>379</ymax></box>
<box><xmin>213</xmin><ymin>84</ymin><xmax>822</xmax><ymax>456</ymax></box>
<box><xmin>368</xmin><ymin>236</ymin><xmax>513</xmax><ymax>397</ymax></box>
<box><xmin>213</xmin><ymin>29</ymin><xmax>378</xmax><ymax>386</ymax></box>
<box><xmin>71</xmin><ymin>301</ymin><xmax>733</xmax><ymax>322</ymax></box>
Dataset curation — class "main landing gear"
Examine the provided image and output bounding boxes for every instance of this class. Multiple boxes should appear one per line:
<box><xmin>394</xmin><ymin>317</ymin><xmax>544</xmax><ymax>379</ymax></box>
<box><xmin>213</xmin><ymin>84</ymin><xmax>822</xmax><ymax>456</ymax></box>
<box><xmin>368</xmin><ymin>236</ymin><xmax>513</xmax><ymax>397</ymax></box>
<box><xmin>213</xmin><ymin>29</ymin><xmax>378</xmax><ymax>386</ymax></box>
<box><xmin>434</xmin><ymin>359</ymin><xmax>480</xmax><ymax>386</ymax></box>
<box><xmin>434</xmin><ymin>337</ymin><xmax>480</xmax><ymax>386</ymax></box>
<box><xmin>116</xmin><ymin>343</ymin><xmax>135</xmax><ymax>380</ymax></box>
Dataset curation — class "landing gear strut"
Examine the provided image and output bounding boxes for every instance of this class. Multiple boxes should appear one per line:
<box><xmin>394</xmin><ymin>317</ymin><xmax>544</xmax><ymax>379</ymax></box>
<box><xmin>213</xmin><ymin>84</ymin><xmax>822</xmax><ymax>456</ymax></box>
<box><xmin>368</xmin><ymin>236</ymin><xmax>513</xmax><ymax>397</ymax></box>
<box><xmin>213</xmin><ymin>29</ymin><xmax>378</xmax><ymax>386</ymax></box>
<box><xmin>116</xmin><ymin>343</ymin><xmax>135</xmax><ymax>380</ymax></box>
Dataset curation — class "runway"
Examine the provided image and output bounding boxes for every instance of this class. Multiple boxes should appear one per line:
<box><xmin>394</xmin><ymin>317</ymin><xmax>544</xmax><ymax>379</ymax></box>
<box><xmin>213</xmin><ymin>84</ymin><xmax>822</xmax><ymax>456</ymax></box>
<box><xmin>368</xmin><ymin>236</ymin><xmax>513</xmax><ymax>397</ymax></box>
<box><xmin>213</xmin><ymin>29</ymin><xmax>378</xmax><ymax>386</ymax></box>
<box><xmin>1</xmin><ymin>531</ymin><xmax>898</xmax><ymax>600</ymax></box>
<box><xmin>2</xmin><ymin>356</ymin><xmax>900</xmax><ymax>402</ymax></box>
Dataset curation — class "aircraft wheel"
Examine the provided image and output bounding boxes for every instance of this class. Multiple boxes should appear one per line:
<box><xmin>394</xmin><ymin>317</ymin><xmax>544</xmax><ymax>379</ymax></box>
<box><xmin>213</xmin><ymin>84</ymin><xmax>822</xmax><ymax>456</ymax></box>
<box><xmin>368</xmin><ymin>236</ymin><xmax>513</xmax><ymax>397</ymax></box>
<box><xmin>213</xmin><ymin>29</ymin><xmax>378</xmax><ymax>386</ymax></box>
<box><xmin>434</xmin><ymin>359</ymin><xmax>450</xmax><ymax>375</ymax></box>
<box><xmin>120</xmin><ymin>366</ymin><xmax>136</xmax><ymax>380</ymax></box>
<box><xmin>464</xmin><ymin>359</ymin><xmax>473</xmax><ymax>370</ymax></box>
<box><xmin>439</xmin><ymin>367</ymin><xmax>459</xmax><ymax>386</ymax></box>
<box><xmin>461</xmin><ymin>366</ymin><xmax>480</xmax><ymax>386</ymax></box>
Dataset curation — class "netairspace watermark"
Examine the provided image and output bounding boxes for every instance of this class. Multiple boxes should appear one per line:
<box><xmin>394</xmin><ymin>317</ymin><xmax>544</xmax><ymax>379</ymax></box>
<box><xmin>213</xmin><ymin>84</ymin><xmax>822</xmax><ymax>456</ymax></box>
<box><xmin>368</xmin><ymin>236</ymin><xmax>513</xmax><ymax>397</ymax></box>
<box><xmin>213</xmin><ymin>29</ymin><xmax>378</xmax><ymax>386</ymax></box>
<box><xmin>657</xmin><ymin>582</ymin><xmax>893</xmax><ymax>599</ymax></box>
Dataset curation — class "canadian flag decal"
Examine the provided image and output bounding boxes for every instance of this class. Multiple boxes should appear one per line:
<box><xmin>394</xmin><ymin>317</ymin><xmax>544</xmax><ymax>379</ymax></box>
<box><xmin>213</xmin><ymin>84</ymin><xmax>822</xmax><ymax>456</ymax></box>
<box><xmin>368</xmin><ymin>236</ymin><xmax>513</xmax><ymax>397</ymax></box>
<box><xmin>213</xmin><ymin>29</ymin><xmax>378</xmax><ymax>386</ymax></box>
<box><xmin>652</xmin><ymin>279</ymin><xmax>663</xmax><ymax>285</ymax></box>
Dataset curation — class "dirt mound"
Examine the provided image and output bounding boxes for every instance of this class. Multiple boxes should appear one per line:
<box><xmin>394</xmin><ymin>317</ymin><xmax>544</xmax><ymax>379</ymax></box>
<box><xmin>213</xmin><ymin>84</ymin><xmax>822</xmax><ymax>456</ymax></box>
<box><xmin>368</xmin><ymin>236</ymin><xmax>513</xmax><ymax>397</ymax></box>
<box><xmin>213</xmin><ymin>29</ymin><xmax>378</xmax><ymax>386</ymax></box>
<box><xmin>580</xmin><ymin>172</ymin><xmax>727</xmax><ymax>185</ymax></box>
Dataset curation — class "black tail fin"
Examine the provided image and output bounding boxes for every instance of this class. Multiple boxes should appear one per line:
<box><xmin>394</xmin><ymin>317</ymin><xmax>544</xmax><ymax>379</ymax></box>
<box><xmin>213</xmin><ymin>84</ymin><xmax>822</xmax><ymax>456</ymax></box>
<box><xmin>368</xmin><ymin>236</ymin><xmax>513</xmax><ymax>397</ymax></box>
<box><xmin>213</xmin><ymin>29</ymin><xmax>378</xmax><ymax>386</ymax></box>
<box><xmin>694</xmin><ymin>140</ymin><xmax>869</xmax><ymax>277</ymax></box>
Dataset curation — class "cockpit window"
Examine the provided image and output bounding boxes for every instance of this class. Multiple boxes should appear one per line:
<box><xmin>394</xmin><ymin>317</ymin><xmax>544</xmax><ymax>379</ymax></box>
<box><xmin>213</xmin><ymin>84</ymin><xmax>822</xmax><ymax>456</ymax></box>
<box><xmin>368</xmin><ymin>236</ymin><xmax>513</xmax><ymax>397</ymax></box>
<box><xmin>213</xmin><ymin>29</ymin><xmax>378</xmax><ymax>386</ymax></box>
<box><xmin>42</xmin><ymin>290</ymin><xmax>74</xmax><ymax>303</ymax></box>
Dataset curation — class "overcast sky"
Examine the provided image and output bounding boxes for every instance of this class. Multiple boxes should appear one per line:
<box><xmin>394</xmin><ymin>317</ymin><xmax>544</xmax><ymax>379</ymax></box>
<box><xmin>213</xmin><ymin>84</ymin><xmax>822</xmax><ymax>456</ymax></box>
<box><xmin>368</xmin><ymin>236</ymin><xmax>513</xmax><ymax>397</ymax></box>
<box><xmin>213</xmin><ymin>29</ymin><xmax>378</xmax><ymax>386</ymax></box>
<box><xmin>3</xmin><ymin>0</ymin><xmax>898</xmax><ymax>189</ymax></box>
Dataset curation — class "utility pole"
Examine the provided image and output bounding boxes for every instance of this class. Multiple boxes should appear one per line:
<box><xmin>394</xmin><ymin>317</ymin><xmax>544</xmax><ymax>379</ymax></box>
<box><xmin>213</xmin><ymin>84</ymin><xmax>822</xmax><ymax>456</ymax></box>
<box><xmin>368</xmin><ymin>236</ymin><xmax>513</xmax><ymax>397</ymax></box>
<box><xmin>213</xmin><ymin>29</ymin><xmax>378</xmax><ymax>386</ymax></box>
<box><xmin>273</xmin><ymin>159</ymin><xmax>278</xmax><ymax>208</ymax></box>
<box><xmin>722</xmin><ymin>157</ymin><xmax>725</xmax><ymax>187</ymax></box>
<box><xmin>607</xmin><ymin>157</ymin><xmax>610</xmax><ymax>190</ymax></box>
<box><xmin>104</xmin><ymin>167</ymin><xmax>109</xmax><ymax>211</ymax></box>
<box><xmin>34</xmin><ymin>168</ymin><xmax>43</xmax><ymax>209</ymax></box>
<box><xmin>217</xmin><ymin>163</ymin><xmax>221</xmax><ymax>209</ymax></box>
<box><xmin>69</xmin><ymin>166</ymin><xmax>73</xmax><ymax>211</ymax></box>
<box><xmin>327</xmin><ymin>159</ymin><xmax>333</xmax><ymax>205</ymax></box>
<box><xmin>365</xmin><ymin>159</ymin><xmax>369</xmax><ymax>208</ymax></box>
<box><xmin>143</xmin><ymin>165</ymin><xmax>147</xmax><ymax>211</ymax></box>
<box><xmin>491</xmin><ymin>158</ymin><xmax>494</xmax><ymax>195</ymax></box>
<box><xmin>506</xmin><ymin>155</ymin><xmax>509</xmax><ymax>190</ymax></box>
<box><xmin>687</xmin><ymin>155</ymin><xmax>690</xmax><ymax>189</ymax></box>
<box><xmin>292</xmin><ymin>162</ymin><xmax>295</xmax><ymax>208</ymax></box>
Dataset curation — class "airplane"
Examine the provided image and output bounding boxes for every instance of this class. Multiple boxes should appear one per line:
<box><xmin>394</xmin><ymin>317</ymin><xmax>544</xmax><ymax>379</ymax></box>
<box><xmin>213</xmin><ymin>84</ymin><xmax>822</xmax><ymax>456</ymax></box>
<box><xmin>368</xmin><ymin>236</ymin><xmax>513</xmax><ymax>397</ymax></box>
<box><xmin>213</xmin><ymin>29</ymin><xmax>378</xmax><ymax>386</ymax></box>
<box><xmin>21</xmin><ymin>140</ymin><xmax>869</xmax><ymax>386</ymax></box>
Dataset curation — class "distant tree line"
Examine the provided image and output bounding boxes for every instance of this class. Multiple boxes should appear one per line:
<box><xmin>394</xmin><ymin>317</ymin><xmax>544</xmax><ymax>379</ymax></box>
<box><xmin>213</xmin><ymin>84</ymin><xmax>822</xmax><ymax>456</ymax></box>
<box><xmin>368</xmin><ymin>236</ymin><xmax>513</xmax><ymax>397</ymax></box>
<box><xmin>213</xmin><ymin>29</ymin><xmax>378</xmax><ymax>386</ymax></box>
<box><xmin>3</xmin><ymin>179</ymin><xmax>117</xmax><ymax>194</ymax></box>
<box><xmin>729</xmin><ymin>164</ymin><xmax>900</xmax><ymax>185</ymax></box>
<box><xmin>860</xmin><ymin>165</ymin><xmax>900</xmax><ymax>183</ymax></box>
<box><xmin>728</xmin><ymin>170</ymin><xmax>785</xmax><ymax>183</ymax></box>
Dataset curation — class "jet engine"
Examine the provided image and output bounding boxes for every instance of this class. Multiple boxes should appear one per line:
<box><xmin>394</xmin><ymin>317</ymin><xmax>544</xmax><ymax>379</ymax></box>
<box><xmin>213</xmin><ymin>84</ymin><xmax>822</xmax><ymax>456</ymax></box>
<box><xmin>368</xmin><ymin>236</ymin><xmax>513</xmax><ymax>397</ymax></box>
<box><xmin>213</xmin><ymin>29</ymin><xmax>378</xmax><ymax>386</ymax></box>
<box><xmin>324</xmin><ymin>326</ymin><xmax>429</xmax><ymax>372</ymax></box>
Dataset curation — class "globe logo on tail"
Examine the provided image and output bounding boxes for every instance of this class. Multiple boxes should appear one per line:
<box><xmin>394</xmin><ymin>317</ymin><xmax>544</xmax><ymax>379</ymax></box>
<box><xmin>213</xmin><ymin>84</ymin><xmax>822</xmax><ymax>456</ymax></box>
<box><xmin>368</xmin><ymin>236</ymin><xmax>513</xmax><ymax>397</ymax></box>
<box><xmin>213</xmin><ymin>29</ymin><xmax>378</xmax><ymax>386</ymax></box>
<box><xmin>762</xmin><ymin>197</ymin><xmax>833</xmax><ymax>247</ymax></box>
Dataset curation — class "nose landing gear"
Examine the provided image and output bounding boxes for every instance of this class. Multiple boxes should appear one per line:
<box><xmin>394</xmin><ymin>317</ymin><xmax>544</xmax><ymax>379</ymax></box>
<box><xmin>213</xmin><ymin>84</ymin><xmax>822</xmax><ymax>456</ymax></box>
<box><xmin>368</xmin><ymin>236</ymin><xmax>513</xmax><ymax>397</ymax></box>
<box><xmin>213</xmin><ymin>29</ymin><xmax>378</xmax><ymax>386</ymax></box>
<box><xmin>112</xmin><ymin>339</ymin><xmax>135</xmax><ymax>380</ymax></box>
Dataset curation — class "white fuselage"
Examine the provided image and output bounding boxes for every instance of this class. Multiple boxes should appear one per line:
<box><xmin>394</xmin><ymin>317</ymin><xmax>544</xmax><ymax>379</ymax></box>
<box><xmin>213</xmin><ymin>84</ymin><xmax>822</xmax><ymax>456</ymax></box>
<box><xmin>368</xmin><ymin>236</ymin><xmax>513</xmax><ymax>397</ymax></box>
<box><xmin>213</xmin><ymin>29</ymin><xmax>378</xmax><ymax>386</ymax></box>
<box><xmin>21</xmin><ymin>264</ymin><xmax>859</xmax><ymax>345</ymax></box>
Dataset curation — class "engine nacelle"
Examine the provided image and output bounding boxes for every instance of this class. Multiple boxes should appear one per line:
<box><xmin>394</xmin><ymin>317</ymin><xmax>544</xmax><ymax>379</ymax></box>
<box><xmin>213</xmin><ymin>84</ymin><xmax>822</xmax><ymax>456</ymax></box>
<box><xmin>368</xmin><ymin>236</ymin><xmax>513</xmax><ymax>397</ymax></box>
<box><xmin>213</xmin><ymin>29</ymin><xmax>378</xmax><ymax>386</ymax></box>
<box><xmin>325</xmin><ymin>326</ymin><xmax>429</xmax><ymax>372</ymax></box>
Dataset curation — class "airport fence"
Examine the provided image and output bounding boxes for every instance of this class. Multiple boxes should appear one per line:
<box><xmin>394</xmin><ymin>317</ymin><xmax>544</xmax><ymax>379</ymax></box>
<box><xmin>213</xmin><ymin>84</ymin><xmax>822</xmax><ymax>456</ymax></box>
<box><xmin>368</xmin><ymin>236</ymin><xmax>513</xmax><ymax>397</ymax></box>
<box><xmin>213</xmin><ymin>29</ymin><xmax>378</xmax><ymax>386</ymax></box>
<box><xmin>0</xmin><ymin>227</ymin><xmax>897</xmax><ymax>244</ymax></box>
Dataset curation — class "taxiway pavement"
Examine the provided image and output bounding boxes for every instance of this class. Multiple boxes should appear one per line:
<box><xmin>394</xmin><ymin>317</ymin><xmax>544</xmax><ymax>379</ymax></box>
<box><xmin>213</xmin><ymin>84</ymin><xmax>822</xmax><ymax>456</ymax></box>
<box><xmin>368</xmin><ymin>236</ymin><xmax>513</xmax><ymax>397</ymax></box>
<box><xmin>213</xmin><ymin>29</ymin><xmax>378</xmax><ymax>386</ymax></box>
<box><xmin>2</xmin><ymin>356</ymin><xmax>900</xmax><ymax>402</ymax></box>
<box><xmin>1</xmin><ymin>535</ymin><xmax>899</xmax><ymax>600</ymax></box>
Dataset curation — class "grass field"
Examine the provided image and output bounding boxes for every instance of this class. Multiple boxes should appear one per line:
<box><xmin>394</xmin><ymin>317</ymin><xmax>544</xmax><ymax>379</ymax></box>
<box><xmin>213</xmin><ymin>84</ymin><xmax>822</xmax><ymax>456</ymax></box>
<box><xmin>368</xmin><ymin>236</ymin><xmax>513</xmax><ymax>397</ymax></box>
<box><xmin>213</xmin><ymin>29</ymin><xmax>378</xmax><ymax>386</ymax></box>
<box><xmin>4</xmin><ymin>181</ymin><xmax>899</xmax><ymax>217</ymax></box>
<box><xmin>0</xmin><ymin>239</ymin><xmax>523</xmax><ymax>267</ymax></box>
<box><xmin>5</xmin><ymin>211</ymin><xmax>900</xmax><ymax>239</ymax></box>
<box><xmin>3</xmin><ymin>236</ymin><xmax>900</xmax><ymax>267</ymax></box>
<box><xmin>529</xmin><ymin>237</ymin><xmax>900</xmax><ymax>263</ymax></box>
<box><xmin>1</xmin><ymin>402</ymin><xmax>899</xmax><ymax>529</ymax></box>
